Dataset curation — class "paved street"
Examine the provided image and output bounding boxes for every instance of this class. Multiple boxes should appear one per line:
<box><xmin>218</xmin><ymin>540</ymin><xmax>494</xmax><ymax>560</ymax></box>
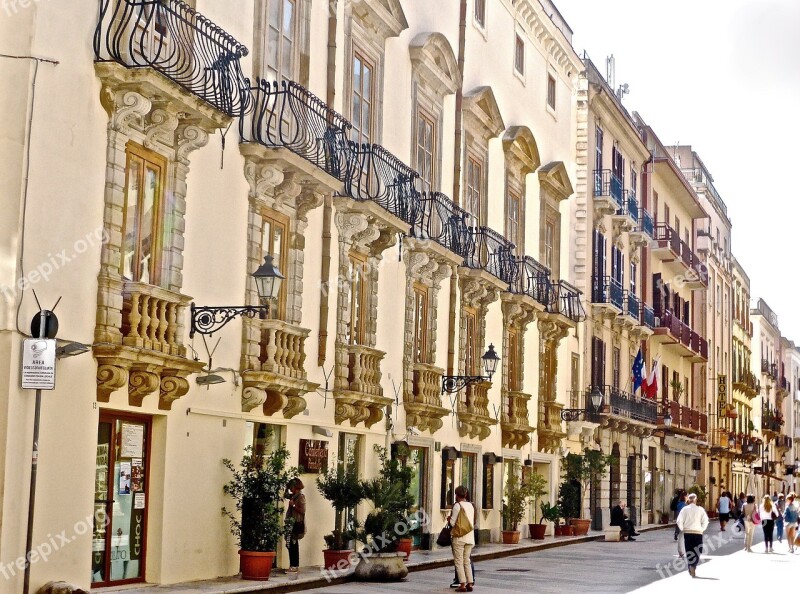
<box><xmin>315</xmin><ymin>524</ymin><xmax>786</xmax><ymax>593</ymax></box>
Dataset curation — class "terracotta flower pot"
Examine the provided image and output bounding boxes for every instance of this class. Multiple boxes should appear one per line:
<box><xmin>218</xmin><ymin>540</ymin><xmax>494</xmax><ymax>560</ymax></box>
<box><xmin>570</xmin><ymin>518</ymin><xmax>591</xmax><ymax>536</ymax></box>
<box><xmin>502</xmin><ymin>530</ymin><xmax>521</xmax><ymax>544</ymax></box>
<box><xmin>323</xmin><ymin>549</ymin><xmax>355</xmax><ymax>571</ymax></box>
<box><xmin>239</xmin><ymin>550</ymin><xmax>276</xmax><ymax>581</ymax></box>
<box><xmin>396</xmin><ymin>538</ymin><xmax>413</xmax><ymax>561</ymax></box>
<box><xmin>554</xmin><ymin>525</ymin><xmax>564</xmax><ymax>536</ymax></box>
<box><xmin>528</xmin><ymin>523</ymin><xmax>547</xmax><ymax>540</ymax></box>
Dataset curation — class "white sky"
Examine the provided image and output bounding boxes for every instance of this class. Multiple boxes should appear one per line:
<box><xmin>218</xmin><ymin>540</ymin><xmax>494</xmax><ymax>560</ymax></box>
<box><xmin>555</xmin><ymin>0</ymin><xmax>800</xmax><ymax>342</ymax></box>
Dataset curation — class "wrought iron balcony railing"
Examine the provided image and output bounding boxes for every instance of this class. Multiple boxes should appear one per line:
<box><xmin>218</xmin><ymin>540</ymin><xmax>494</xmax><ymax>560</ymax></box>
<box><xmin>593</xmin><ymin>169</ymin><xmax>623</xmax><ymax>205</ymax></box>
<box><xmin>594</xmin><ymin>385</ymin><xmax>657</xmax><ymax>424</ymax></box>
<box><xmin>94</xmin><ymin>0</ymin><xmax>250</xmax><ymax>116</ymax></box>
<box><xmin>240</xmin><ymin>79</ymin><xmax>352</xmax><ymax>180</ymax></box>
<box><xmin>547</xmin><ymin>281</ymin><xmax>586</xmax><ymax>322</ymax></box>
<box><xmin>462</xmin><ymin>226</ymin><xmax>518</xmax><ymax>286</ymax></box>
<box><xmin>641</xmin><ymin>303</ymin><xmax>655</xmax><ymax>329</ymax></box>
<box><xmin>343</xmin><ymin>143</ymin><xmax>422</xmax><ymax>227</ymax></box>
<box><xmin>592</xmin><ymin>275</ymin><xmax>624</xmax><ymax>310</ymax></box>
<box><xmin>638</xmin><ymin>208</ymin><xmax>654</xmax><ymax>238</ymax></box>
<box><xmin>413</xmin><ymin>191</ymin><xmax>475</xmax><ymax>260</ymax></box>
<box><xmin>510</xmin><ymin>256</ymin><xmax>551</xmax><ymax>307</ymax></box>
<box><xmin>654</xmin><ymin>223</ymin><xmax>681</xmax><ymax>255</ymax></box>
<box><xmin>626</xmin><ymin>291</ymin><xmax>641</xmax><ymax>320</ymax></box>
<box><xmin>619</xmin><ymin>189</ymin><xmax>638</xmax><ymax>221</ymax></box>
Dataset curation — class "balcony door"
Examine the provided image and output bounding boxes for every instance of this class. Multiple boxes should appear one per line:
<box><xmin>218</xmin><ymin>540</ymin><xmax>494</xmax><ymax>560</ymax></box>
<box><xmin>92</xmin><ymin>413</ymin><xmax>151</xmax><ymax>586</ymax></box>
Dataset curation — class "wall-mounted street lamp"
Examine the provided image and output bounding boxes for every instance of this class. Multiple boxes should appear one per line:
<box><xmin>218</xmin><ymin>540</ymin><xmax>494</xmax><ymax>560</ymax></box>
<box><xmin>560</xmin><ymin>386</ymin><xmax>603</xmax><ymax>421</ymax></box>
<box><xmin>441</xmin><ymin>344</ymin><xmax>500</xmax><ymax>394</ymax></box>
<box><xmin>190</xmin><ymin>255</ymin><xmax>284</xmax><ymax>337</ymax></box>
<box><xmin>661</xmin><ymin>403</ymin><xmax>673</xmax><ymax>428</ymax></box>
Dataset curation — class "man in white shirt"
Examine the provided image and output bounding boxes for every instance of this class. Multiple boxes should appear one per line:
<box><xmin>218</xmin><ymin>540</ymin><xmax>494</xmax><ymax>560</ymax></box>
<box><xmin>676</xmin><ymin>493</ymin><xmax>709</xmax><ymax>578</ymax></box>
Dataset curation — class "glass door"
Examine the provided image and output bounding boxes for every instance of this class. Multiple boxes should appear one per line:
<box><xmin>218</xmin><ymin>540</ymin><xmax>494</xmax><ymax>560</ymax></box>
<box><xmin>92</xmin><ymin>413</ymin><xmax>150</xmax><ymax>586</ymax></box>
<box><xmin>408</xmin><ymin>447</ymin><xmax>427</xmax><ymax>548</ymax></box>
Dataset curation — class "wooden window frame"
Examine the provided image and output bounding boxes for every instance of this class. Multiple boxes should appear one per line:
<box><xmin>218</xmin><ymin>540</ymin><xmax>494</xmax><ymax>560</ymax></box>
<box><xmin>482</xmin><ymin>460</ymin><xmax>495</xmax><ymax>509</ymax></box>
<box><xmin>260</xmin><ymin>208</ymin><xmax>290</xmax><ymax>320</ymax></box>
<box><xmin>507</xmin><ymin>326</ymin><xmax>520</xmax><ymax>391</ymax></box>
<box><xmin>464</xmin><ymin>306</ymin><xmax>479</xmax><ymax>376</ymax></box>
<box><xmin>122</xmin><ymin>142</ymin><xmax>166</xmax><ymax>286</ymax></box>
<box><xmin>415</xmin><ymin>108</ymin><xmax>437</xmax><ymax>193</ymax></box>
<box><xmin>347</xmin><ymin>251</ymin><xmax>369</xmax><ymax>346</ymax></box>
<box><xmin>514</xmin><ymin>33</ymin><xmax>525</xmax><ymax>75</ymax></box>
<box><xmin>465</xmin><ymin>153</ymin><xmax>484</xmax><ymax>224</ymax></box>
<box><xmin>261</xmin><ymin>0</ymin><xmax>300</xmax><ymax>83</ymax></box>
<box><xmin>441</xmin><ymin>458</ymin><xmax>456</xmax><ymax>509</ymax></box>
<box><xmin>474</xmin><ymin>0</ymin><xmax>486</xmax><ymax>27</ymax></box>
<box><xmin>412</xmin><ymin>283</ymin><xmax>429</xmax><ymax>364</ymax></box>
<box><xmin>351</xmin><ymin>46</ymin><xmax>376</xmax><ymax>146</ymax></box>
<box><xmin>546</xmin><ymin>73</ymin><xmax>556</xmax><ymax>110</ymax></box>
<box><xmin>506</xmin><ymin>186</ymin><xmax>523</xmax><ymax>250</ymax></box>
<box><xmin>612</xmin><ymin>346</ymin><xmax>621</xmax><ymax>389</ymax></box>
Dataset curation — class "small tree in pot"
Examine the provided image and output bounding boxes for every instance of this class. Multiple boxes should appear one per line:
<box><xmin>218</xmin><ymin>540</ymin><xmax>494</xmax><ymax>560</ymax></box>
<box><xmin>525</xmin><ymin>469</ymin><xmax>548</xmax><ymax>539</ymax></box>
<box><xmin>222</xmin><ymin>445</ymin><xmax>299</xmax><ymax>580</ymax></box>
<box><xmin>316</xmin><ymin>452</ymin><xmax>365</xmax><ymax>570</ymax></box>
<box><xmin>539</xmin><ymin>502</ymin><xmax>561</xmax><ymax>537</ymax></box>
<box><xmin>501</xmin><ymin>460</ymin><xmax>534</xmax><ymax>544</ymax></box>
<box><xmin>560</xmin><ymin>448</ymin><xmax>613</xmax><ymax>536</ymax></box>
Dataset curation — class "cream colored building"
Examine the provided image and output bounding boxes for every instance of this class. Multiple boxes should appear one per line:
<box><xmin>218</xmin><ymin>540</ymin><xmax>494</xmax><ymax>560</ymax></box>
<box><xmin>0</xmin><ymin>0</ymin><xmax>586</xmax><ymax>590</ymax></box>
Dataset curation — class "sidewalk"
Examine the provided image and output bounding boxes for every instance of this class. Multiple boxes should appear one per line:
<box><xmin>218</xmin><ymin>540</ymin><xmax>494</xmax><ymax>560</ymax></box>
<box><xmin>98</xmin><ymin>525</ymin><xmax>670</xmax><ymax>594</ymax></box>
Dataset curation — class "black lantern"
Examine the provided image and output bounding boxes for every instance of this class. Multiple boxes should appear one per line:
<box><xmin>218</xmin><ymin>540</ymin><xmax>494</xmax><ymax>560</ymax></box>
<box><xmin>190</xmin><ymin>257</ymin><xmax>284</xmax><ymax>337</ymax></box>
<box><xmin>441</xmin><ymin>345</ymin><xmax>501</xmax><ymax>394</ymax></box>
<box><xmin>663</xmin><ymin>407</ymin><xmax>672</xmax><ymax>428</ymax></box>
<box><xmin>561</xmin><ymin>386</ymin><xmax>603</xmax><ymax>422</ymax></box>
<box><xmin>590</xmin><ymin>386</ymin><xmax>603</xmax><ymax>411</ymax></box>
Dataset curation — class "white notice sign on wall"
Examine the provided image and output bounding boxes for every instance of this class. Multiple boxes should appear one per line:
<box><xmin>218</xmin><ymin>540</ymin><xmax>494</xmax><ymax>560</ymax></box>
<box><xmin>21</xmin><ymin>338</ymin><xmax>56</xmax><ymax>390</ymax></box>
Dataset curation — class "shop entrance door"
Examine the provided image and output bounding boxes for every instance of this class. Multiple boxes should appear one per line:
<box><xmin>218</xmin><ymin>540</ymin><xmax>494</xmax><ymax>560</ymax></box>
<box><xmin>92</xmin><ymin>413</ymin><xmax>150</xmax><ymax>586</ymax></box>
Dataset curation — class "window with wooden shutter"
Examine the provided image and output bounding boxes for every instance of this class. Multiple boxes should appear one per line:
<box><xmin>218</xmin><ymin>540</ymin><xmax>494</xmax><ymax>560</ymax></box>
<box><xmin>346</xmin><ymin>252</ymin><xmax>368</xmax><ymax>345</ymax></box>
<box><xmin>412</xmin><ymin>284</ymin><xmax>429</xmax><ymax>364</ymax></box>
<box><xmin>260</xmin><ymin>210</ymin><xmax>289</xmax><ymax>319</ymax></box>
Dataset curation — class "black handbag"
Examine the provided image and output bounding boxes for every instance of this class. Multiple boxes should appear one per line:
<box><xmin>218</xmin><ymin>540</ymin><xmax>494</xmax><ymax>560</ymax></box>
<box><xmin>436</xmin><ymin>523</ymin><xmax>452</xmax><ymax>547</ymax></box>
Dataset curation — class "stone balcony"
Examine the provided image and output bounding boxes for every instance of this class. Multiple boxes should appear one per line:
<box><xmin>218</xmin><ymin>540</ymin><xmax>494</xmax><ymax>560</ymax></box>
<box><xmin>241</xmin><ymin>319</ymin><xmax>318</xmax><ymax>418</ymax></box>
<box><xmin>457</xmin><ymin>381</ymin><xmax>497</xmax><ymax>440</ymax></box>
<box><xmin>404</xmin><ymin>363</ymin><xmax>450</xmax><ymax>433</ymax></box>
<box><xmin>333</xmin><ymin>343</ymin><xmax>392</xmax><ymax>428</ymax></box>
<box><xmin>95</xmin><ymin>280</ymin><xmax>203</xmax><ymax>409</ymax></box>
<box><xmin>537</xmin><ymin>400</ymin><xmax>567</xmax><ymax>454</ymax></box>
<box><xmin>501</xmin><ymin>390</ymin><xmax>535</xmax><ymax>449</ymax></box>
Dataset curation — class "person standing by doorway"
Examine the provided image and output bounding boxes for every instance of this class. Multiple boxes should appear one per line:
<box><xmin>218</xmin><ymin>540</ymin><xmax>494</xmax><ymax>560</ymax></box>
<box><xmin>284</xmin><ymin>478</ymin><xmax>306</xmax><ymax>573</ymax></box>
<box><xmin>677</xmin><ymin>493</ymin><xmax>709</xmax><ymax>578</ymax></box>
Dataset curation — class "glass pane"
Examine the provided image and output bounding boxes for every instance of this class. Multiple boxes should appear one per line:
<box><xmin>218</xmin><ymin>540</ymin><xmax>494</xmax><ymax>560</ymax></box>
<box><xmin>361</xmin><ymin>102</ymin><xmax>370</xmax><ymax>142</ymax></box>
<box><xmin>253</xmin><ymin>422</ymin><xmax>282</xmax><ymax>457</ymax></box>
<box><xmin>363</xmin><ymin>62</ymin><xmax>371</xmax><ymax>96</ymax></box>
<box><xmin>353</xmin><ymin>56</ymin><xmax>362</xmax><ymax>94</ymax></box>
<box><xmin>273</xmin><ymin>222</ymin><xmax>284</xmax><ymax>263</ymax></box>
<box><xmin>110</xmin><ymin>420</ymin><xmax>147</xmax><ymax>582</ymax></box>
<box><xmin>122</xmin><ymin>158</ymin><xmax>141</xmax><ymax>280</ymax></box>
<box><xmin>461</xmin><ymin>453</ymin><xmax>475</xmax><ymax>500</ymax></box>
<box><xmin>92</xmin><ymin>422</ymin><xmax>113</xmax><ymax>583</ymax></box>
<box><xmin>281</xmin><ymin>36</ymin><xmax>293</xmax><ymax>79</ymax></box>
<box><xmin>138</xmin><ymin>165</ymin><xmax>158</xmax><ymax>283</ymax></box>
<box><xmin>268</xmin><ymin>27</ymin><xmax>279</xmax><ymax>71</ymax></box>
<box><xmin>268</xmin><ymin>0</ymin><xmax>281</xmax><ymax>28</ymax></box>
<box><xmin>352</xmin><ymin>95</ymin><xmax>361</xmax><ymax>137</ymax></box>
<box><xmin>262</xmin><ymin>219</ymin><xmax>273</xmax><ymax>256</ymax></box>
<box><xmin>283</xmin><ymin>0</ymin><xmax>294</xmax><ymax>36</ymax></box>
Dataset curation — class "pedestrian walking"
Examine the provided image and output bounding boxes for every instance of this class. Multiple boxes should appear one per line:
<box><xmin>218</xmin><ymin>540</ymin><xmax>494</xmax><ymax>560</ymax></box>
<box><xmin>717</xmin><ymin>491</ymin><xmax>732</xmax><ymax>531</ymax></box>
<box><xmin>742</xmin><ymin>494</ymin><xmax>757</xmax><ymax>552</ymax></box>
<box><xmin>670</xmin><ymin>489</ymin><xmax>682</xmax><ymax>541</ymax></box>
<box><xmin>448</xmin><ymin>485</ymin><xmax>475</xmax><ymax>593</ymax></box>
<box><xmin>775</xmin><ymin>493</ymin><xmax>786</xmax><ymax>543</ymax></box>
<box><xmin>676</xmin><ymin>493</ymin><xmax>709</xmax><ymax>578</ymax></box>
<box><xmin>760</xmin><ymin>494</ymin><xmax>778</xmax><ymax>553</ymax></box>
<box><xmin>783</xmin><ymin>493</ymin><xmax>799</xmax><ymax>553</ymax></box>
<box><xmin>676</xmin><ymin>492</ymin><xmax>688</xmax><ymax>558</ymax></box>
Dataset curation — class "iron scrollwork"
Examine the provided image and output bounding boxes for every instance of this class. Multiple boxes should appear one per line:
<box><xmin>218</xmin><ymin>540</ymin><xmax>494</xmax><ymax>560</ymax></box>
<box><xmin>190</xmin><ymin>304</ymin><xmax>268</xmax><ymax>337</ymax></box>
<box><xmin>560</xmin><ymin>409</ymin><xmax>593</xmax><ymax>422</ymax></box>
<box><xmin>441</xmin><ymin>375</ymin><xmax>488</xmax><ymax>395</ymax></box>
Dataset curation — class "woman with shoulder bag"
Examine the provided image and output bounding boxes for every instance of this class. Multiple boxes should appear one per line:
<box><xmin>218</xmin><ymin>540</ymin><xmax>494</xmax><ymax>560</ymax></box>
<box><xmin>448</xmin><ymin>485</ymin><xmax>475</xmax><ymax>592</ymax></box>
<box><xmin>742</xmin><ymin>494</ymin><xmax>757</xmax><ymax>552</ymax></box>
<box><xmin>760</xmin><ymin>494</ymin><xmax>777</xmax><ymax>553</ymax></box>
<box><xmin>284</xmin><ymin>478</ymin><xmax>306</xmax><ymax>573</ymax></box>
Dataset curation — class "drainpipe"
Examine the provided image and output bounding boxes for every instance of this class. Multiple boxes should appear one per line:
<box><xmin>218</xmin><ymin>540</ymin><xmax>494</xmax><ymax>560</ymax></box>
<box><xmin>318</xmin><ymin>1</ymin><xmax>338</xmax><ymax>366</ymax></box>
<box><xmin>447</xmin><ymin>0</ymin><xmax>467</xmax><ymax>375</ymax></box>
<box><xmin>640</xmin><ymin>157</ymin><xmax>652</xmax><ymax>363</ymax></box>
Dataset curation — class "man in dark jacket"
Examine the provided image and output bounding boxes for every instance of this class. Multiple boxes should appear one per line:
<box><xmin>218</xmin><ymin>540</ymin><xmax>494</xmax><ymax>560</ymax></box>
<box><xmin>610</xmin><ymin>501</ymin><xmax>638</xmax><ymax>540</ymax></box>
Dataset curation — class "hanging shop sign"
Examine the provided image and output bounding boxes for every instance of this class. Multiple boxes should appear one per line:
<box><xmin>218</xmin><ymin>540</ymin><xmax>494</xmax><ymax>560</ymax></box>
<box><xmin>298</xmin><ymin>439</ymin><xmax>329</xmax><ymax>473</ymax></box>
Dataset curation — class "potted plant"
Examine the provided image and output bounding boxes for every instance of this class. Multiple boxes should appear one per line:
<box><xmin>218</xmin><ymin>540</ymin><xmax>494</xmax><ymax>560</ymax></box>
<box><xmin>525</xmin><ymin>470</ymin><xmax>548</xmax><ymax>540</ymax></box>
<box><xmin>560</xmin><ymin>449</ymin><xmax>613</xmax><ymax>536</ymax></box>
<box><xmin>316</xmin><ymin>451</ymin><xmax>365</xmax><ymax>571</ymax></box>
<box><xmin>538</xmin><ymin>502</ymin><xmax>560</xmax><ymax>539</ymax></box>
<box><xmin>222</xmin><ymin>445</ymin><xmax>299</xmax><ymax>581</ymax></box>
<box><xmin>501</xmin><ymin>460</ymin><xmax>533</xmax><ymax>544</ymax></box>
<box><xmin>354</xmin><ymin>446</ymin><xmax>413</xmax><ymax>581</ymax></box>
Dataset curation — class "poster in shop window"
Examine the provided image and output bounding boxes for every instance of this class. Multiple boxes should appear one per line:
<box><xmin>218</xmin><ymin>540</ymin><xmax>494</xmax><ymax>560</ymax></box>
<box><xmin>120</xmin><ymin>423</ymin><xmax>144</xmax><ymax>458</ymax></box>
<box><xmin>131</xmin><ymin>458</ymin><xmax>143</xmax><ymax>493</ymax></box>
<box><xmin>119</xmin><ymin>461</ymin><xmax>131</xmax><ymax>495</ymax></box>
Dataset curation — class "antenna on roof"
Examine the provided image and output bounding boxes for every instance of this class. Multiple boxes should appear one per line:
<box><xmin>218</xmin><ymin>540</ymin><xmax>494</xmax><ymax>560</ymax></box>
<box><xmin>606</xmin><ymin>54</ymin><xmax>615</xmax><ymax>89</ymax></box>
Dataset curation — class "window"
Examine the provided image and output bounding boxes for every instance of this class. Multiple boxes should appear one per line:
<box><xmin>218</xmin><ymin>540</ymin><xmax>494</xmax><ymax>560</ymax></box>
<box><xmin>346</xmin><ymin>252</ymin><xmax>368</xmax><ymax>345</ymax></box>
<box><xmin>611</xmin><ymin>246</ymin><xmax>624</xmax><ymax>287</ymax></box>
<box><xmin>261</xmin><ymin>211</ymin><xmax>288</xmax><ymax>319</ymax></box>
<box><xmin>339</xmin><ymin>433</ymin><xmax>362</xmax><ymax>528</ymax></box>
<box><xmin>630</xmin><ymin>166</ymin><xmax>637</xmax><ymax>197</ymax></box>
<box><xmin>570</xmin><ymin>353</ymin><xmax>580</xmax><ymax>408</ymax></box>
<box><xmin>461</xmin><ymin>452</ymin><xmax>477</xmax><ymax>502</ymax></box>
<box><xmin>544</xmin><ymin>221</ymin><xmax>555</xmax><ymax>273</ymax></box>
<box><xmin>612</xmin><ymin>145</ymin><xmax>625</xmax><ymax>184</ymax></box>
<box><xmin>595</xmin><ymin>127</ymin><xmax>604</xmax><ymax>171</ymax></box>
<box><xmin>122</xmin><ymin>143</ymin><xmax>165</xmax><ymax>285</ymax></box>
<box><xmin>630</xmin><ymin>261</ymin><xmax>637</xmax><ymax>296</ymax></box>
<box><xmin>351</xmin><ymin>49</ymin><xmax>374</xmax><ymax>146</ymax></box>
<box><xmin>507</xmin><ymin>327</ymin><xmax>520</xmax><ymax>391</ymax></box>
<box><xmin>442</xmin><ymin>458</ymin><xmax>456</xmax><ymax>508</ymax></box>
<box><xmin>514</xmin><ymin>34</ymin><xmax>524</xmax><ymax>75</ymax></box>
<box><xmin>464</xmin><ymin>307</ymin><xmax>479</xmax><ymax>375</ymax></box>
<box><xmin>663</xmin><ymin>203</ymin><xmax>670</xmax><ymax>230</ymax></box>
<box><xmin>482</xmin><ymin>460</ymin><xmax>494</xmax><ymax>509</ymax></box>
<box><xmin>265</xmin><ymin>0</ymin><xmax>297</xmax><ymax>82</ymax></box>
<box><xmin>590</xmin><ymin>336</ymin><xmax>606</xmax><ymax>388</ymax></box>
<box><xmin>474</xmin><ymin>0</ymin><xmax>485</xmax><ymax>26</ymax></box>
<box><xmin>546</xmin><ymin>74</ymin><xmax>556</xmax><ymax>109</ymax></box>
<box><xmin>465</xmin><ymin>155</ymin><xmax>483</xmax><ymax>222</ymax></box>
<box><xmin>416</xmin><ymin>109</ymin><xmax>436</xmax><ymax>193</ymax></box>
<box><xmin>612</xmin><ymin>347</ymin><xmax>620</xmax><ymax>389</ymax></box>
<box><xmin>253</xmin><ymin>423</ymin><xmax>283</xmax><ymax>457</ymax></box>
<box><xmin>412</xmin><ymin>284</ymin><xmax>429</xmax><ymax>364</ymax></box>
<box><xmin>506</xmin><ymin>189</ymin><xmax>522</xmax><ymax>249</ymax></box>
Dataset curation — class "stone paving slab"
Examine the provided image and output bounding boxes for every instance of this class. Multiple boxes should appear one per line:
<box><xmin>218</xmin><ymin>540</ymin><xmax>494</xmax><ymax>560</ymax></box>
<box><xmin>95</xmin><ymin>525</ymin><xmax>672</xmax><ymax>594</ymax></box>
